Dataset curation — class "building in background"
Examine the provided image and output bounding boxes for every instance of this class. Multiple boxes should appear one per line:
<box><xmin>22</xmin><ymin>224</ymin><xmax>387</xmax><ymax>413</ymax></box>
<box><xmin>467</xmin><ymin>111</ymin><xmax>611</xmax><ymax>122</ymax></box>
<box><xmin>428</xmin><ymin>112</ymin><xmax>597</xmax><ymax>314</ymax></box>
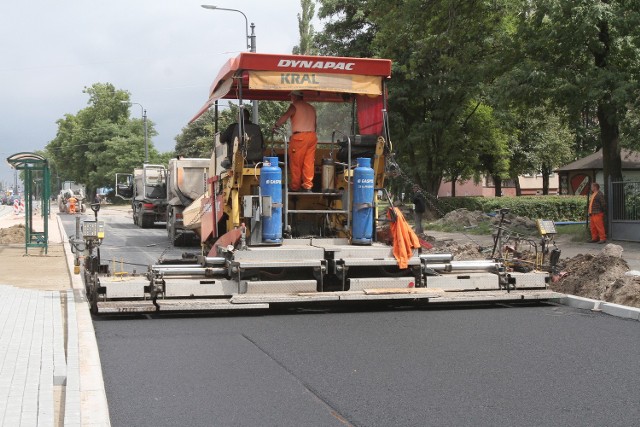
<box><xmin>437</xmin><ymin>174</ymin><xmax>559</xmax><ymax>197</ymax></box>
<box><xmin>555</xmin><ymin>149</ymin><xmax>640</xmax><ymax>195</ymax></box>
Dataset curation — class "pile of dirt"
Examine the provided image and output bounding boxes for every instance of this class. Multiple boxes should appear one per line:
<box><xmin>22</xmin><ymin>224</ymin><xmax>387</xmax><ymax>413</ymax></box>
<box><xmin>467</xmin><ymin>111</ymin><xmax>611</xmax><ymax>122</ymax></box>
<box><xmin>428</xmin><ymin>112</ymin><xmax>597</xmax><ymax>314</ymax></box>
<box><xmin>433</xmin><ymin>209</ymin><xmax>489</xmax><ymax>227</ymax></box>
<box><xmin>0</xmin><ymin>224</ymin><xmax>26</xmax><ymax>244</ymax></box>
<box><xmin>551</xmin><ymin>245</ymin><xmax>640</xmax><ymax>308</ymax></box>
<box><xmin>422</xmin><ymin>235</ymin><xmax>485</xmax><ymax>260</ymax></box>
<box><xmin>493</xmin><ymin>213</ymin><xmax>537</xmax><ymax>231</ymax></box>
<box><xmin>424</xmin><ymin>233</ymin><xmax>640</xmax><ymax>307</ymax></box>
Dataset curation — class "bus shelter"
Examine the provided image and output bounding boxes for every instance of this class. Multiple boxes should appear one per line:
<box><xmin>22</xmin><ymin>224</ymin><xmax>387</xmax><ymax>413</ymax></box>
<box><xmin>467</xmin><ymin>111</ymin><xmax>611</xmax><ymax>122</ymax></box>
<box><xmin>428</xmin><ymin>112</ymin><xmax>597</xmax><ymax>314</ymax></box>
<box><xmin>6</xmin><ymin>152</ymin><xmax>51</xmax><ymax>254</ymax></box>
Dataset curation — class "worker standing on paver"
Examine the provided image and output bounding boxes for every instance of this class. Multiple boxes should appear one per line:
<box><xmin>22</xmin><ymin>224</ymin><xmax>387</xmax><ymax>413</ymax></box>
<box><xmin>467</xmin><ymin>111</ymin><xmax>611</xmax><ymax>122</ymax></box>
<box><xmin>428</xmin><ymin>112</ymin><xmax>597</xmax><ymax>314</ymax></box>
<box><xmin>68</xmin><ymin>195</ymin><xmax>77</xmax><ymax>214</ymax></box>
<box><xmin>273</xmin><ymin>91</ymin><xmax>317</xmax><ymax>192</ymax></box>
<box><xmin>588</xmin><ymin>182</ymin><xmax>607</xmax><ymax>243</ymax></box>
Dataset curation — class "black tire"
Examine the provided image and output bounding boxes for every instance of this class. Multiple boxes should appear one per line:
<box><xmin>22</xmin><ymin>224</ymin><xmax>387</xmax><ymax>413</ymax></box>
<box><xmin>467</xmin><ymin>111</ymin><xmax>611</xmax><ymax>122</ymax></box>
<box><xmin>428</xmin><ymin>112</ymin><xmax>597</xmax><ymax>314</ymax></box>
<box><xmin>141</xmin><ymin>213</ymin><xmax>154</xmax><ymax>228</ymax></box>
<box><xmin>168</xmin><ymin>220</ymin><xmax>177</xmax><ymax>245</ymax></box>
<box><xmin>133</xmin><ymin>204</ymin><xmax>139</xmax><ymax>226</ymax></box>
<box><xmin>84</xmin><ymin>272</ymin><xmax>99</xmax><ymax>314</ymax></box>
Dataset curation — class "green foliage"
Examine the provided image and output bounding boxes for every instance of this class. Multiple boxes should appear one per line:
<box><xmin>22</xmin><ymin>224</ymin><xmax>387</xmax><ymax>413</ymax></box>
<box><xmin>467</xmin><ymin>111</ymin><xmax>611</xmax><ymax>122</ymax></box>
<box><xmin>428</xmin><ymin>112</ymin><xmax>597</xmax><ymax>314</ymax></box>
<box><xmin>174</xmin><ymin>101</ymin><xmax>290</xmax><ymax>158</ymax></box>
<box><xmin>315</xmin><ymin>0</ymin><xmax>640</xmax><ymax>198</ymax></box>
<box><xmin>45</xmin><ymin>83</ymin><xmax>169</xmax><ymax>194</ymax></box>
<box><xmin>254</xmin><ymin>101</ymin><xmax>289</xmax><ymax>139</ymax></box>
<box><xmin>315</xmin><ymin>0</ymin><xmax>377</xmax><ymax>57</ymax></box>
<box><xmin>435</xmin><ymin>196</ymin><xmax>485</xmax><ymax>213</ymax></box>
<box><xmin>427</xmin><ymin>220</ymin><xmax>493</xmax><ymax>235</ymax></box>
<box><xmin>438</xmin><ymin>195</ymin><xmax>587</xmax><ymax>222</ymax></box>
<box><xmin>174</xmin><ymin>109</ymin><xmax>216</xmax><ymax>158</ymax></box>
<box><xmin>292</xmin><ymin>0</ymin><xmax>317</xmax><ymax>55</ymax></box>
<box><xmin>351</xmin><ymin>0</ymin><xmax>513</xmax><ymax>196</ymax></box>
<box><xmin>511</xmin><ymin>0</ymin><xmax>640</xmax><ymax>184</ymax></box>
<box><xmin>496</xmin><ymin>105</ymin><xmax>574</xmax><ymax>194</ymax></box>
<box><xmin>441</xmin><ymin>101</ymin><xmax>510</xmax><ymax>194</ymax></box>
<box><xmin>552</xmin><ymin>223</ymin><xmax>591</xmax><ymax>242</ymax></box>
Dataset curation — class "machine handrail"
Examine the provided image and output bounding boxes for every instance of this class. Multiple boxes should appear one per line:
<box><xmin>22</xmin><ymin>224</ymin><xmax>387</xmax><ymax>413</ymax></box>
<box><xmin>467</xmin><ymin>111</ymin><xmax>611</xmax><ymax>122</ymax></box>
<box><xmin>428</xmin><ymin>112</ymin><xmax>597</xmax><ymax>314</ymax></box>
<box><xmin>282</xmin><ymin>133</ymin><xmax>352</xmax><ymax>236</ymax></box>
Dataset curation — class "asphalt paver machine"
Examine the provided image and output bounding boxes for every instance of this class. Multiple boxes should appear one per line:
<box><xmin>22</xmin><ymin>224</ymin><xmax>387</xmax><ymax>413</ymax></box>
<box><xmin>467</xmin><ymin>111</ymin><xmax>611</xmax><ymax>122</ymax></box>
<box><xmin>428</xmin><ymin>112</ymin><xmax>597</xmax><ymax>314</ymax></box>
<box><xmin>87</xmin><ymin>53</ymin><xmax>560</xmax><ymax>314</ymax></box>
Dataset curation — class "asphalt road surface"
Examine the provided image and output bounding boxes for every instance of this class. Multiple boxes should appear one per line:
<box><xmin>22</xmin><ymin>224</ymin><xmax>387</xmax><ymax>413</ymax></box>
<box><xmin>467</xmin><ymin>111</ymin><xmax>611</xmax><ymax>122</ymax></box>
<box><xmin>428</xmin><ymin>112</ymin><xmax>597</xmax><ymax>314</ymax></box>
<box><xmin>59</xmin><ymin>206</ymin><xmax>188</xmax><ymax>275</ymax></box>
<box><xmin>62</xmin><ymin>208</ymin><xmax>640</xmax><ymax>427</ymax></box>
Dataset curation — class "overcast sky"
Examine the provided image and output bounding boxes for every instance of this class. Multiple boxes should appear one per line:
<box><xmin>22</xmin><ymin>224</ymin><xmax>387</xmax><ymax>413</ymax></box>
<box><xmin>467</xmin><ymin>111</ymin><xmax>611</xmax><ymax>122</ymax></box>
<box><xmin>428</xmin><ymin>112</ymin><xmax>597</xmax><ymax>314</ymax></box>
<box><xmin>0</xmin><ymin>0</ymin><xmax>310</xmax><ymax>186</ymax></box>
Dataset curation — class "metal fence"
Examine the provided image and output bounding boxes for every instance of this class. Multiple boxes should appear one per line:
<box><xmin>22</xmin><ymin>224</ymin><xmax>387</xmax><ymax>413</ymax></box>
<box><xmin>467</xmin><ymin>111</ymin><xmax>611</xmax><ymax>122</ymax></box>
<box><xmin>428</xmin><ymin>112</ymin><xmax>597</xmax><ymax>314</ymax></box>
<box><xmin>609</xmin><ymin>180</ymin><xmax>640</xmax><ymax>241</ymax></box>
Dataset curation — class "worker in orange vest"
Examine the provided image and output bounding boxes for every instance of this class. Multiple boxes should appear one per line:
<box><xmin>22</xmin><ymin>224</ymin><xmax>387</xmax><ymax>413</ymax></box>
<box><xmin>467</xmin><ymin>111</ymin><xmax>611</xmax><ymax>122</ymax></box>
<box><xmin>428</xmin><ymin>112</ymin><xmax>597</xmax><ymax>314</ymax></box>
<box><xmin>68</xmin><ymin>196</ymin><xmax>77</xmax><ymax>214</ymax></box>
<box><xmin>588</xmin><ymin>182</ymin><xmax>606</xmax><ymax>243</ymax></box>
<box><xmin>273</xmin><ymin>91</ymin><xmax>317</xmax><ymax>192</ymax></box>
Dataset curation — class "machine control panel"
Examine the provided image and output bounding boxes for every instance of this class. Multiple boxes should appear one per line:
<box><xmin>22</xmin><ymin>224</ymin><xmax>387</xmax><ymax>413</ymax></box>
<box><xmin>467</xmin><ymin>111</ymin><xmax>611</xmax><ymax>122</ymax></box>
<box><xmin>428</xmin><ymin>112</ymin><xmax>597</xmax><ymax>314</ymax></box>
<box><xmin>83</xmin><ymin>220</ymin><xmax>105</xmax><ymax>239</ymax></box>
<box><xmin>536</xmin><ymin>219</ymin><xmax>557</xmax><ymax>235</ymax></box>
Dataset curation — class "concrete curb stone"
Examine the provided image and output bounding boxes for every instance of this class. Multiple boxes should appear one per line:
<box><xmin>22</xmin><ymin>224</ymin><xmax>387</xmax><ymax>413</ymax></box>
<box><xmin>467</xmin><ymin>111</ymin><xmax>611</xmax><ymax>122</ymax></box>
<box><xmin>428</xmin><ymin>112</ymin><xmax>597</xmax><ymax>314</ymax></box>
<box><xmin>56</xmin><ymin>213</ymin><xmax>111</xmax><ymax>426</ymax></box>
<box><xmin>559</xmin><ymin>294</ymin><xmax>640</xmax><ymax>321</ymax></box>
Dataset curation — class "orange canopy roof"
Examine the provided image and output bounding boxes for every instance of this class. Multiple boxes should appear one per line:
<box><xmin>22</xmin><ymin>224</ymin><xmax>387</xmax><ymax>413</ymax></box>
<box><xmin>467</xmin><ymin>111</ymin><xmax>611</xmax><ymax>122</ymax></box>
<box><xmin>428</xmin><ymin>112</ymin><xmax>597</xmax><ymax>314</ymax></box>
<box><xmin>190</xmin><ymin>52</ymin><xmax>392</xmax><ymax>122</ymax></box>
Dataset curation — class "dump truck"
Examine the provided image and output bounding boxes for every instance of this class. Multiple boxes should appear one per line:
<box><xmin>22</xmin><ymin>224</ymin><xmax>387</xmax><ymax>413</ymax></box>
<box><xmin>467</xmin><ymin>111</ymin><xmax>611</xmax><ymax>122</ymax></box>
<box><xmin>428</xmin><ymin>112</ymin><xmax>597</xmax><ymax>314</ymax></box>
<box><xmin>85</xmin><ymin>52</ymin><xmax>561</xmax><ymax>314</ymax></box>
<box><xmin>166</xmin><ymin>157</ymin><xmax>209</xmax><ymax>245</ymax></box>
<box><xmin>115</xmin><ymin>164</ymin><xmax>167</xmax><ymax>228</ymax></box>
<box><xmin>57</xmin><ymin>181</ymin><xmax>86</xmax><ymax>213</ymax></box>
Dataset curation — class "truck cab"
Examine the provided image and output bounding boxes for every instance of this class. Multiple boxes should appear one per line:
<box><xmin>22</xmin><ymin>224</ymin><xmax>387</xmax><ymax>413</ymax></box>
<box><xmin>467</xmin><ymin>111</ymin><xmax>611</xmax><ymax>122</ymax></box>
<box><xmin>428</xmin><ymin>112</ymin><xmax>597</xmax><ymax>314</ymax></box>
<box><xmin>116</xmin><ymin>164</ymin><xmax>167</xmax><ymax>228</ymax></box>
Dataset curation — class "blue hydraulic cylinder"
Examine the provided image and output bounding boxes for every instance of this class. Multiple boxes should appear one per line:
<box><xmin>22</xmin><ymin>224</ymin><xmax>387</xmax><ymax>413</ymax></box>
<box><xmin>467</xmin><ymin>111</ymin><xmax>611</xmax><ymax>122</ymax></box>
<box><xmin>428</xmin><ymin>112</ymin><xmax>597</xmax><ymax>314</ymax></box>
<box><xmin>352</xmin><ymin>157</ymin><xmax>375</xmax><ymax>245</ymax></box>
<box><xmin>260</xmin><ymin>156</ymin><xmax>282</xmax><ymax>243</ymax></box>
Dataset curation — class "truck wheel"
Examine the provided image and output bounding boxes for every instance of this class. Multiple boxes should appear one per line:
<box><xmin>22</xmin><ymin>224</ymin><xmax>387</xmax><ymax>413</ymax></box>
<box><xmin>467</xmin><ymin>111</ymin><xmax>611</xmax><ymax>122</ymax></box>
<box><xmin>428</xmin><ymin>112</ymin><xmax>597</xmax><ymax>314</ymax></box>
<box><xmin>167</xmin><ymin>209</ymin><xmax>180</xmax><ymax>246</ymax></box>
<box><xmin>133</xmin><ymin>205</ymin><xmax>138</xmax><ymax>226</ymax></box>
<box><xmin>169</xmin><ymin>223</ymin><xmax>180</xmax><ymax>246</ymax></box>
<box><xmin>140</xmin><ymin>214</ymin><xmax>153</xmax><ymax>228</ymax></box>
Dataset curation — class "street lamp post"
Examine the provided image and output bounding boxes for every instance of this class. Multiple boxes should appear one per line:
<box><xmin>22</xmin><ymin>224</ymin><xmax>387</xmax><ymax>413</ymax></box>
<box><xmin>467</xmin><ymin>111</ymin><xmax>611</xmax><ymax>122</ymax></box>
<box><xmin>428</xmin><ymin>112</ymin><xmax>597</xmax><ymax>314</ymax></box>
<box><xmin>121</xmin><ymin>101</ymin><xmax>148</xmax><ymax>163</ymax></box>
<box><xmin>201</xmin><ymin>5</ymin><xmax>258</xmax><ymax>123</ymax></box>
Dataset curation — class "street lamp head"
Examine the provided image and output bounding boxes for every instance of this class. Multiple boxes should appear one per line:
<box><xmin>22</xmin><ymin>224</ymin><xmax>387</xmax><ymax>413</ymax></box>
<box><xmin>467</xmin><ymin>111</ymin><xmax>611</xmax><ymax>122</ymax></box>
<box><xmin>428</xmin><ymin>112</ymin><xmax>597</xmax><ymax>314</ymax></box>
<box><xmin>200</xmin><ymin>5</ymin><xmax>252</xmax><ymax>50</ymax></box>
<box><xmin>201</xmin><ymin>3</ymin><xmax>257</xmax><ymax>122</ymax></box>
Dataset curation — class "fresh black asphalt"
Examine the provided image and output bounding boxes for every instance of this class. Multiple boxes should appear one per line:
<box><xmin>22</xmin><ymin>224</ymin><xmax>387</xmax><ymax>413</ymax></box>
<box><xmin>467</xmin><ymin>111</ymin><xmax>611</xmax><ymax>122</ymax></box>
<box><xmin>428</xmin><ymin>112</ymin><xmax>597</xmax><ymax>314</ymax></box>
<box><xmin>62</xmin><ymin>211</ymin><xmax>640</xmax><ymax>427</ymax></box>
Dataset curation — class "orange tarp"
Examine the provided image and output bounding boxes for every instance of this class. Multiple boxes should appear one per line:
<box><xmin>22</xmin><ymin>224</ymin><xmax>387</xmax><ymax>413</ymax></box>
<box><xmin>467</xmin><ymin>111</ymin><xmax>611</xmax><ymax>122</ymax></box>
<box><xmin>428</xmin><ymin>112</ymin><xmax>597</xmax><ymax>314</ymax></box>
<box><xmin>387</xmin><ymin>207</ymin><xmax>420</xmax><ymax>269</ymax></box>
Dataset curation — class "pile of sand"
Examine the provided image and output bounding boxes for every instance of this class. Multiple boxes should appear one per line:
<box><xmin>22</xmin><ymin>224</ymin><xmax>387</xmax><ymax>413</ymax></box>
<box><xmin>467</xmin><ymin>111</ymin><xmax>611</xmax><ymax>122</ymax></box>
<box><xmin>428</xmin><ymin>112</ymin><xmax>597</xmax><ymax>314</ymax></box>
<box><xmin>0</xmin><ymin>224</ymin><xmax>25</xmax><ymax>244</ymax></box>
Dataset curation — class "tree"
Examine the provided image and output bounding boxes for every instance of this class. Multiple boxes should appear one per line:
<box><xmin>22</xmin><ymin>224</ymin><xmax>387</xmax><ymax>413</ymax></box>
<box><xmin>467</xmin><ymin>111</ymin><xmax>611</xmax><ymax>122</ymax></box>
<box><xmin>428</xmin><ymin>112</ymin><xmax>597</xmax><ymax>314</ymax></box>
<box><xmin>315</xmin><ymin>0</ymin><xmax>377</xmax><ymax>57</ymax></box>
<box><xmin>497</xmin><ymin>106</ymin><xmax>574</xmax><ymax>195</ymax></box>
<box><xmin>174</xmin><ymin>109</ymin><xmax>216</xmax><ymax>158</ymax></box>
<box><xmin>45</xmin><ymin>83</ymin><xmax>166</xmax><ymax>194</ymax></box>
<box><xmin>372</xmin><ymin>0</ymin><xmax>512</xmax><ymax>196</ymax></box>
<box><xmin>440</xmin><ymin>101</ymin><xmax>510</xmax><ymax>197</ymax></box>
<box><xmin>292</xmin><ymin>0</ymin><xmax>317</xmax><ymax>55</ymax></box>
<box><xmin>513</xmin><ymin>0</ymin><xmax>640</xmax><ymax>189</ymax></box>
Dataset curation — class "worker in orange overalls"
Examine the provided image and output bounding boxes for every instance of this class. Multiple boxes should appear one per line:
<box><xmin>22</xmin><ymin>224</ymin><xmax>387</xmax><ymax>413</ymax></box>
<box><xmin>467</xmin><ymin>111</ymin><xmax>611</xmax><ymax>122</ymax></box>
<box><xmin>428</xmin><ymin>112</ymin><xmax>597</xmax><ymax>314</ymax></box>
<box><xmin>68</xmin><ymin>196</ymin><xmax>77</xmax><ymax>214</ymax></box>
<box><xmin>273</xmin><ymin>91</ymin><xmax>317</xmax><ymax>192</ymax></box>
<box><xmin>588</xmin><ymin>182</ymin><xmax>606</xmax><ymax>243</ymax></box>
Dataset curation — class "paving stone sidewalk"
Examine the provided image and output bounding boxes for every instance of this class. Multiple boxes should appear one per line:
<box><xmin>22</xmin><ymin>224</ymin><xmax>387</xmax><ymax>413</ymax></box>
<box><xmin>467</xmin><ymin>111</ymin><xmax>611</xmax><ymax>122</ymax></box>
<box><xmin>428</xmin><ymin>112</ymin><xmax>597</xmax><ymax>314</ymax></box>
<box><xmin>0</xmin><ymin>205</ymin><xmax>110</xmax><ymax>426</ymax></box>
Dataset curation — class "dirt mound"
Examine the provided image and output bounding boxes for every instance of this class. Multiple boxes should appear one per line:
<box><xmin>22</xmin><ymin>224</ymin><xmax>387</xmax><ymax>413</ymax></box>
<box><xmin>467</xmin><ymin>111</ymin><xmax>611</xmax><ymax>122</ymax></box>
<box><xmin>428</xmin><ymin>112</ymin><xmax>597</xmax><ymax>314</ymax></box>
<box><xmin>491</xmin><ymin>213</ymin><xmax>537</xmax><ymax>231</ymax></box>
<box><xmin>551</xmin><ymin>246</ymin><xmax>640</xmax><ymax>308</ymax></box>
<box><xmin>423</xmin><ymin>235</ymin><xmax>485</xmax><ymax>260</ymax></box>
<box><xmin>425</xmin><ymin>235</ymin><xmax>640</xmax><ymax>307</ymax></box>
<box><xmin>434</xmin><ymin>209</ymin><xmax>489</xmax><ymax>227</ymax></box>
<box><xmin>0</xmin><ymin>224</ymin><xmax>25</xmax><ymax>244</ymax></box>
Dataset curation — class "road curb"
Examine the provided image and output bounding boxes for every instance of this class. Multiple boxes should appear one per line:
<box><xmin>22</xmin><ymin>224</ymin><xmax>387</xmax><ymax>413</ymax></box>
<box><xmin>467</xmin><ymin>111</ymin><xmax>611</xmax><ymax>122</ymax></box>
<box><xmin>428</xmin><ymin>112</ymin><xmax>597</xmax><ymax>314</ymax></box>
<box><xmin>57</xmin><ymin>213</ymin><xmax>112</xmax><ymax>426</ymax></box>
<box><xmin>559</xmin><ymin>294</ymin><xmax>640</xmax><ymax>321</ymax></box>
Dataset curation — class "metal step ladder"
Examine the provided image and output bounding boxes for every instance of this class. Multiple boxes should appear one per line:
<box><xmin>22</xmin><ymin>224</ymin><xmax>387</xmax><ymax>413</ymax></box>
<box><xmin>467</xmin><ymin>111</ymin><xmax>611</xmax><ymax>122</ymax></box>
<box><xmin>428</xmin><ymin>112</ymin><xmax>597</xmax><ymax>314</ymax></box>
<box><xmin>283</xmin><ymin>136</ymin><xmax>354</xmax><ymax>232</ymax></box>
